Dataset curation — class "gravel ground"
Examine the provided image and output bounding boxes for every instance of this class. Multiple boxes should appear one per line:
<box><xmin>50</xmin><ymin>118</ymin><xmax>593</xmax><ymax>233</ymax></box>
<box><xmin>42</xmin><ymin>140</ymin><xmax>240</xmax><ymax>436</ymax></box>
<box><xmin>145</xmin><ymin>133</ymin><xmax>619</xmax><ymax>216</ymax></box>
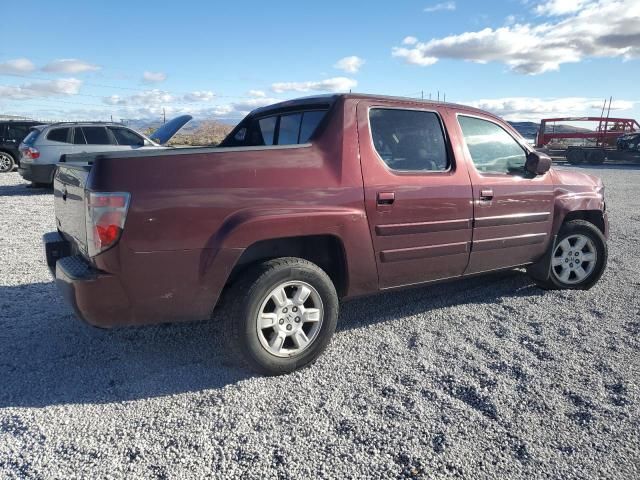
<box><xmin>1</xmin><ymin>168</ymin><xmax>639</xmax><ymax>479</ymax></box>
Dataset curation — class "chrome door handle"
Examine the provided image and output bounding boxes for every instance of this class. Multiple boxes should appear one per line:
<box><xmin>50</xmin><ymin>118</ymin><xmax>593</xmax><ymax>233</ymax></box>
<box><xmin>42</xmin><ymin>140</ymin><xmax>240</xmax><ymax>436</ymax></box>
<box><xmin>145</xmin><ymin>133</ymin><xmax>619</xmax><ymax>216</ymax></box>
<box><xmin>479</xmin><ymin>189</ymin><xmax>494</xmax><ymax>201</ymax></box>
<box><xmin>377</xmin><ymin>192</ymin><xmax>395</xmax><ymax>205</ymax></box>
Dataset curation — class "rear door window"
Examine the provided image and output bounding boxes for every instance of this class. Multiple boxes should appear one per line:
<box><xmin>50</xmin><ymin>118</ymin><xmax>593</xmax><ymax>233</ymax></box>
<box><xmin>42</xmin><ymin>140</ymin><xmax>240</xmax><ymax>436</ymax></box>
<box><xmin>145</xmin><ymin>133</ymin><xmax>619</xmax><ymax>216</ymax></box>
<box><xmin>369</xmin><ymin>108</ymin><xmax>450</xmax><ymax>171</ymax></box>
<box><xmin>108</xmin><ymin>127</ymin><xmax>144</xmax><ymax>146</ymax></box>
<box><xmin>47</xmin><ymin>128</ymin><xmax>71</xmax><ymax>143</ymax></box>
<box><xmin>82</xmin><ymin>127</ymin><xmax>112</xmax><ymax>145</ymax></box>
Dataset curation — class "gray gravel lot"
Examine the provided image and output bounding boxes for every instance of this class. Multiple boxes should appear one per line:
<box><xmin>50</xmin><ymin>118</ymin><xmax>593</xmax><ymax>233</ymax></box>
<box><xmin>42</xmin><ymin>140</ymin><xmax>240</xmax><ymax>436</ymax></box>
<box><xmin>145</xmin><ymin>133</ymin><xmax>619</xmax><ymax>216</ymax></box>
<box><xmin>1</xmin><ymin>168</ymin><xmax>639</xmax><ymax>479</ymax></box>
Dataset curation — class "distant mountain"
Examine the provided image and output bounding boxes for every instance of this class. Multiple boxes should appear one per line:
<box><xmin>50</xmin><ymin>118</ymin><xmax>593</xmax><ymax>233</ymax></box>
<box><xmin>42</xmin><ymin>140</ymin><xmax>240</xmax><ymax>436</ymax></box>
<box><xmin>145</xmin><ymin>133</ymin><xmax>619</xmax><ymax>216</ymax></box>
<box><xmin>509</xmin><ymin>122</ymin><xmax>539</xmax><ymax>140</ymax></box>
<box><xmin>508</xmin><ymin>121</ymin><xmax>594</xmax><ymax>141</ymax></box>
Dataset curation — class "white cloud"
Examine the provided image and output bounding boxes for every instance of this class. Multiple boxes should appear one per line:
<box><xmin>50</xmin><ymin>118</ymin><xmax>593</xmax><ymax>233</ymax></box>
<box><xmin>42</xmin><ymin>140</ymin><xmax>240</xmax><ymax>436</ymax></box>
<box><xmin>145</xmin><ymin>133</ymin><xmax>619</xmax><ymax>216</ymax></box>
<box><xmin>182</xmin><ymin>90</ymin><xmax>215</xmax><ymax>102</ymax></box>
<box><xmin>104</xmin><ymin>89</ymin><xmax>175</xmax><ymax>106</ymax></box>
<box><xmin>142</xmin><ymin>71</ymin><xmax>167</xmax><ymax>83</ymax></box>
<box><xmin>334</xmin><ymin>56</ymin><xmax>365</xmax><ymax>73</ymax></box>
<box><xmin>0</xmin><ymin>78</ymin><xmax>82</xmax><ymax>100</ymax></box>
<box><xmin>42</xmin><ymin>59</ymin><xmax>100</xmax><ymax>74</ymax></box>
<box><xmin>402</xmin><ymin>36</ymin><xmax>419</xmax><ymax>45</ymax></box>
<box><xmin>271</xmin><ymin>77</ymin><xmax>357</xmax><ymax>93</ymax></box>
<box><xmin>535</xmin><ymin>0</ymin><xmax>588</xmax><ymax>16</ymax></box>
<box><xmin>424</xmin><ymin>1</ymin><xmax>456</xmax><ymax>12</ymax></box>
<box><xmin>393</xmin><ymin>0</ymin><xmax>640</xmax><ymax>74</ymax></box>
<box><xmin>0</xmin><ymin>58</ymin><xmax>36</xmax><ymax>74</ymax></box>
<box><xmin>248</xmin><ymin>89</ymin><xmax>266</xmax><ymax>97</ymax></box>
<box><xmin>467</xmin><ymin>96</ymin><xmax>635</xmax><ymax>121</ymax></box>
<box><xmin>104</xmin><ymin>89</ymin><xmax>218</xmax><ymax>106</ymax></box>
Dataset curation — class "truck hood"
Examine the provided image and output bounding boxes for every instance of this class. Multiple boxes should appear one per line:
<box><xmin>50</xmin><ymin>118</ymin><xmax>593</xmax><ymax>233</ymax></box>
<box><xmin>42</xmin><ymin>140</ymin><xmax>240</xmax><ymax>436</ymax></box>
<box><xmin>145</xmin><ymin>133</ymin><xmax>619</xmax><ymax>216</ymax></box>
<box><xmin>148</xmin><ymin>115</ymin><xmax>192</xmax><ymax>145</ymax></box>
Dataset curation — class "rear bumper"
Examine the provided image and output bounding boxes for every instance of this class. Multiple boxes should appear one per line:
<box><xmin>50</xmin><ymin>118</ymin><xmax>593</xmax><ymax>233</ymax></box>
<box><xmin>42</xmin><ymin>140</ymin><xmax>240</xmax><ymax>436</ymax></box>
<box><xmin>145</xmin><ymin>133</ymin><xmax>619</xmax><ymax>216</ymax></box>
<box><xmin>19</xmin><ymin>162</ymin><xmax>56</xmax><ymax>184</ymax></box>
<box><xmin>44</xmin><ymin>232</ymin><xmax>131</xmax><ymax>328</ymax></box>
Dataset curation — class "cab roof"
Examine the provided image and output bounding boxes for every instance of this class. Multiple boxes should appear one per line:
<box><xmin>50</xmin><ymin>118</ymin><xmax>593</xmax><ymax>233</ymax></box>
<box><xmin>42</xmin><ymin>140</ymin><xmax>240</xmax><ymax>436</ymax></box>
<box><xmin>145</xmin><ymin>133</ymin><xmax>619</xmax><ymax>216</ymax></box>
<box><xmin>249</xmin><ymin>93</ymin><xmax>501</xmax><ymax>121</ymax></box>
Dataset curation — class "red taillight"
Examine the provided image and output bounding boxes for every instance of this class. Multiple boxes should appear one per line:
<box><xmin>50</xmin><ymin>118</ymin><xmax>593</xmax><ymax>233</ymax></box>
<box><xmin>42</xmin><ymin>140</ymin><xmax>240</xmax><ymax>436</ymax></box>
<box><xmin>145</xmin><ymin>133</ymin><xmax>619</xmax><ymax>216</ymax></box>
<box><xmin>85</xmin><ymin>192</ymin><xmax>130</xmax><ymax>257</ymax></box>
<box><xmin>22</xmin><ymin>146</ymin><xmax>40</xmax><ymax>159</ymax></box>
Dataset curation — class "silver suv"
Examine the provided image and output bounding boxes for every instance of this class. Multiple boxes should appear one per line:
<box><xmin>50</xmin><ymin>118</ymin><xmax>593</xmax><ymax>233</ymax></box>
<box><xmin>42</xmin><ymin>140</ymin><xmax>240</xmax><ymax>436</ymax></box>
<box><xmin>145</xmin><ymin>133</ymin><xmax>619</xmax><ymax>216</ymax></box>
<box><xmin>18</xmin><ymin>116</ymin><xmax>191</xmax><ymax>185</ymax></box>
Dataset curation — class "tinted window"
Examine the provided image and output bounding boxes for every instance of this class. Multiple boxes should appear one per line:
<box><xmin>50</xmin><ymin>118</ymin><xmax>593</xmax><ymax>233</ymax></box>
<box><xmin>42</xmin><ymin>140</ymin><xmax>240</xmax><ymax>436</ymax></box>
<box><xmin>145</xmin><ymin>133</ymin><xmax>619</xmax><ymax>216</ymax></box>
<box><xmin>458</xmin><ymin>116</ymin><xmax>527</xmax><ymax>174</ymax></box>
<box><xmin>22</xmin><ymin>129</ymin><xmax>40</xmax><ymax>145</ymax></box>
<box><xmin>299</xmin><ymin>111</ymin><xmax>325</xmax><ymax>143</ymax></box>
<box><xmin>47</xmin><ymin>128</ymin><xmax>71</xmax><ymax>143</ymax></box>
<box><xmin>278</xmin><ymin>113</ymin><xmax>302</xmax><ymax>145</ymax></box>
<box><xmin>258</xmin><ymin>116</ymin><xmax>277</xmax><ymax>145</ymax></box>
<box><xmin>82</xmin><ymin>127</ymin><xmax>111</xmax><ymax>145</ymax></box>
<box><xmin>73</xmin><ymin>128</ymin><xmax>86</xmax><ymax>144</ymax></box>
<box><xmin>369</xmin><ymin>109</ymin><xmax>449</xmax><ymax>171</ymax></box>
<box><xmin>6</xmin><ymin>124</ymin><xmax>30</xmax><ymax>141</ymax></box>
<box><xmin>109</xmin><ymin>127</ymin><xmax>144</xmax><ymax>146</ymax></box>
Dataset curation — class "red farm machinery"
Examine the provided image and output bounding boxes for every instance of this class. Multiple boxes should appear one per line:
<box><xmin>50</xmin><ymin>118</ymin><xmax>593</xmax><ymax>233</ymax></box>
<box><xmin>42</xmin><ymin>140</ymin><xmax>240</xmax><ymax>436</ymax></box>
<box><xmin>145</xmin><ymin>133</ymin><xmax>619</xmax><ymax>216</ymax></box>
<box><xmin>535</xmin><ymin>98</ymin><xmax>640</xmax><ymax>165</ymax></box>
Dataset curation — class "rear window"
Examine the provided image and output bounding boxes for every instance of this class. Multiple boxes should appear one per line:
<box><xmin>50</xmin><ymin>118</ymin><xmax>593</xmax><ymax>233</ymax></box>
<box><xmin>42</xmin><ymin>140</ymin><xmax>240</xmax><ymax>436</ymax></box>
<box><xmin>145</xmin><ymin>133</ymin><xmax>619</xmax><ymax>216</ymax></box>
<box><xmin>223</xmin><ymin>108</ymin><xmax>328</xmax><ymax>147</ymax></box>
<box><xmin>47</xmin><ymin>128</ymin><xmax>71</xmax><ymax>143</ymax></box>
<box><xmin>82</xmin><ymin>127</ymin><xmax>111</xmax><ymax>145</ymax></box>
<box><xmin>22</xmin><ymin>129</ymin><xmax>40</xmax><ymax>146</ymax></box>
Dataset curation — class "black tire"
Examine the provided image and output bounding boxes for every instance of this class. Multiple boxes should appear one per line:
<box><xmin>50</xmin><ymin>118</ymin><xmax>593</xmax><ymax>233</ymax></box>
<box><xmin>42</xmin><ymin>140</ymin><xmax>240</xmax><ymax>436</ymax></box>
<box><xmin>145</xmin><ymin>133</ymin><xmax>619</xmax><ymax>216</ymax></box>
<box><xmin>0</xmin><ymin>151</ymin><xmax>15</xmax><ymax>173</ymax></box>
<box><xmin>586</xmin><ymin>149</ymin><xmax>606</xmax><ymax>164</ymax></box>
<box><xmin>534</xmin><ymin>219</ymin><xmax>607</xmax><ymax>290</ymax></box>
<box><xmin>222</xmin><ymin>257</ymin><xmax>339</xmax><ymax>375</ymax></box>
<box><xmin>566</xmin><ymin>149</ymin><xmax>585</xmax><ymax>165</ymax></box>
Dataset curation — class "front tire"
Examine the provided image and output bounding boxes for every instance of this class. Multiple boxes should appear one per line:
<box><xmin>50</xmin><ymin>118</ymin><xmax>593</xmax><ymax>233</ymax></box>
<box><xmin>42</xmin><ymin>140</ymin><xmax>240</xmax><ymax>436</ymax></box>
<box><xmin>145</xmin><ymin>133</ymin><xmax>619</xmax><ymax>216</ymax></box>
<box><xmin>0</xmin><ymin>152</ymin><xmax>15</xmax><ymax>173</ymax></box>
<box><xmin>223</xmin><ymin>257</ymin><xmax>339</xmax><ymax>375</ymax></box>
<box><xmin>534</xmin><ymin>220</ymin><xmax>607</xmax><ymax>290</ymax></box>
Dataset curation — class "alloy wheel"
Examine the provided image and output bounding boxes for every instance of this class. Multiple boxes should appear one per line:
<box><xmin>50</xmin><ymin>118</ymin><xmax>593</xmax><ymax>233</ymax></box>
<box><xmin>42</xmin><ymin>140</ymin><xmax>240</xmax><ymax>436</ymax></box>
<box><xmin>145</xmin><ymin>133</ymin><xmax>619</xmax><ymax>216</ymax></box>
<box><xmin>256</xmin><ymin>281</ymin><xmax>324</xmax><ymax>358</ymax></box>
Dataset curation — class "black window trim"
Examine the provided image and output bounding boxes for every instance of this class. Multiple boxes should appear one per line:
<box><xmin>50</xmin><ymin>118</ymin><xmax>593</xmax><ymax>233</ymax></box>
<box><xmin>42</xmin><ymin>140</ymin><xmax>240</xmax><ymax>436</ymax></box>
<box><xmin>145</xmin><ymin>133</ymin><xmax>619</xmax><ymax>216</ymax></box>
<box><xmin>367</xmin><ymin>105</ymin><xmax>454</xmax><ymax>176</ymax></box>
<box><xmin>456</xmin><ymin>112</ymin><xmax>533</xmax><ymax>178</ymax></box>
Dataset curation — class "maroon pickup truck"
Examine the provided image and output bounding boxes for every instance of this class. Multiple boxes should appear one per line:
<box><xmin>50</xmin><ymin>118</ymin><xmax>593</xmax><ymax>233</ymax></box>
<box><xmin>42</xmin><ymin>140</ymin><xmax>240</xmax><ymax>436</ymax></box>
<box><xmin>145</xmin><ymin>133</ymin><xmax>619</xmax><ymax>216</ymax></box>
<box><xmin>44</xmin><ymin>94</ymin><xmax>608</xmax><ymax>374</ymax></box>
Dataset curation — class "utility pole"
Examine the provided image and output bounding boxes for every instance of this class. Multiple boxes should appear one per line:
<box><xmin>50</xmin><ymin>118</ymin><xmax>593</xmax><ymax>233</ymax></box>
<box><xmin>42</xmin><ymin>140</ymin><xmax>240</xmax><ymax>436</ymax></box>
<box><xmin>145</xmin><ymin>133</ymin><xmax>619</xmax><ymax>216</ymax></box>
<box><xmin>437</xmin><ymin>91</ymin><xmax>440</xmax><ymax>102</ymax></box>
<box><xmin>421</xmin><ymin>90</ymin><xmax>424</xmax><ymax>100</ymax></box>
<box><xmin>163</xmin><ymin>108</ymin><xmax>166</xmax><ymax>124</ymax></box>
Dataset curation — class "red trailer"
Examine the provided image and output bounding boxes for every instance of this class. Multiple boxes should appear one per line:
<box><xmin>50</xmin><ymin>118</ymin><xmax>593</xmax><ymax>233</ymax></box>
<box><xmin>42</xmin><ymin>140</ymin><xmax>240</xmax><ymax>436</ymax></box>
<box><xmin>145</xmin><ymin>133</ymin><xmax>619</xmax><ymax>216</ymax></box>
<box><xmin>536</xmin><ymin>116</ymin><xmax>640</xmax><ymax>164</ymax></box>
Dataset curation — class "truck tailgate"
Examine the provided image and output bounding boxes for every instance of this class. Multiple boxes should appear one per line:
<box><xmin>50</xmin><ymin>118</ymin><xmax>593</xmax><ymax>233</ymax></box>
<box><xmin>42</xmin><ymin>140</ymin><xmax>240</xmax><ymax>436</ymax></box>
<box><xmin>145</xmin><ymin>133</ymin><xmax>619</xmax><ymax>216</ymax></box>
<box><xmin>54</xmin><ymin>164</ymin><xmax>91</xmax><ymax>254</ymax></box>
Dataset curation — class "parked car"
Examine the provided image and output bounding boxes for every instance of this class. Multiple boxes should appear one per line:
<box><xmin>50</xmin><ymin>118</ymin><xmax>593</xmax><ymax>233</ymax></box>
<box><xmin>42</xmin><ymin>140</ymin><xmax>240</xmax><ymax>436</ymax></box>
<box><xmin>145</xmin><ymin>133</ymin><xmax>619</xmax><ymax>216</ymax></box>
<box><xmin>616</xmin><ymin>132</ymin><xmax>640</xmax><ymax>151</ymax></box>
<box><xmin>0</xmin><ymin>120</ymin><xmax>43</xmax><ymax>173</ymax></box>
<box><xmin>18</xmin><ymin>115</ymin><xmax>192</xmax><ymax>185</ymax></box>
<box><xmin>44</xmin><ymin>94</ymin><xmax>608</xmax><ymax>375</ymax></box>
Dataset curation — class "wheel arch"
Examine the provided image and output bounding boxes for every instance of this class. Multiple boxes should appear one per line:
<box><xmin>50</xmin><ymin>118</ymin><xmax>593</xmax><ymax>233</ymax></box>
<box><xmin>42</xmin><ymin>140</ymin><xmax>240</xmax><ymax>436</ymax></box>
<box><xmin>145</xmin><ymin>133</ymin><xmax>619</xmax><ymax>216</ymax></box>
<box><xmin>560</xmin><ymin>210</ymin><xmax>606</xmax><ymax>235</ymax></box>
<box><xmin>225</xmin><ymin>234</ymin><xmax>349</xmax><ymax>298</ymax></box>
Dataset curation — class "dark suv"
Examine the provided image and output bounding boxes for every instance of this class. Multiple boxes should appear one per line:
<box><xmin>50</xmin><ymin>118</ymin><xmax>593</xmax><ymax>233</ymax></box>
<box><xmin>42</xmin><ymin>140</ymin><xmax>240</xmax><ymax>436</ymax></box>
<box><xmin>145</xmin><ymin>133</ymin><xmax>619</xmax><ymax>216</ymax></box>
<box><xmin>0</xmin><ymin>121</ymin><xmax>42</xmax><ymax>173</ymax></box>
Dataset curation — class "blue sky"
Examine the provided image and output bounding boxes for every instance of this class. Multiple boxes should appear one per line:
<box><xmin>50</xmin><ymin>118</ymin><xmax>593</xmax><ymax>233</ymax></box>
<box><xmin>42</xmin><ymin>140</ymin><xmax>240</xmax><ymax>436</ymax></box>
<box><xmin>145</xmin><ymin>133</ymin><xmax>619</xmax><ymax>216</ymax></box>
<box><xmin>0</xmin><ymin>0</ymin><xmax>638</xmax><ymax>123</ymax></box>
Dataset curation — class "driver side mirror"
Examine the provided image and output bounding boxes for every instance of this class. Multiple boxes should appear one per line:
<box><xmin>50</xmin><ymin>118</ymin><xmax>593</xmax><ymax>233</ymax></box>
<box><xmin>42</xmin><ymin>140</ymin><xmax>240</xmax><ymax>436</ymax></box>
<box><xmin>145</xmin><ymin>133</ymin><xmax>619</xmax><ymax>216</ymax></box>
<box><xmin>525</xmin><ymin>151</ymin><xmax>552</xmax><ymax>175</ymax></box>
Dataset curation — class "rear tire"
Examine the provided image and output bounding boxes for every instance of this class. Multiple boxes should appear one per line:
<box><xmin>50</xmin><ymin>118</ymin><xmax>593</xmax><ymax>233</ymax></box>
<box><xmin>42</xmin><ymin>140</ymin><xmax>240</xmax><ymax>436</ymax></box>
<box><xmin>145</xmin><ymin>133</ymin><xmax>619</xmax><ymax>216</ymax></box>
<box><xmin>566</xmin><ymin>149</ymin><xmax>585</xmax><ymax>165</ymax></box>
<box><xmin>533</xmin><ymin>220</ymin><xmax>607</xmax><ymax>290</ymax></box>
<box><xmin>222</xmin><ymin>257</ymin><xmax>339</xmax><ymax>375</ymax></box>
<box><xmin>0</xmin><ymin>152</ymin><xmax>15</xmax><ymax>173</ymax></box>
<box><xmin>586</xmin><ymin>149</ymin><xmax>606</xmax><ymax>164</ymax></box>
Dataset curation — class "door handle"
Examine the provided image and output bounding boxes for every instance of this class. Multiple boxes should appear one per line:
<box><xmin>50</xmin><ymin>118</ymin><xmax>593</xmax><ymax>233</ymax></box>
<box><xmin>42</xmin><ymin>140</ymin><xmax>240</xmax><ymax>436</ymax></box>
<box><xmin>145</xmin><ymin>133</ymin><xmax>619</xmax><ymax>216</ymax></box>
<box><xmin>377</xmin><ymin>192</ymin><xmax>395</xmax><ymax>205</ymax></box>
<box><xmin>479</xmin><ymin>189</ymin><xmax>494</xmax><ymax>201</ymax></box>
